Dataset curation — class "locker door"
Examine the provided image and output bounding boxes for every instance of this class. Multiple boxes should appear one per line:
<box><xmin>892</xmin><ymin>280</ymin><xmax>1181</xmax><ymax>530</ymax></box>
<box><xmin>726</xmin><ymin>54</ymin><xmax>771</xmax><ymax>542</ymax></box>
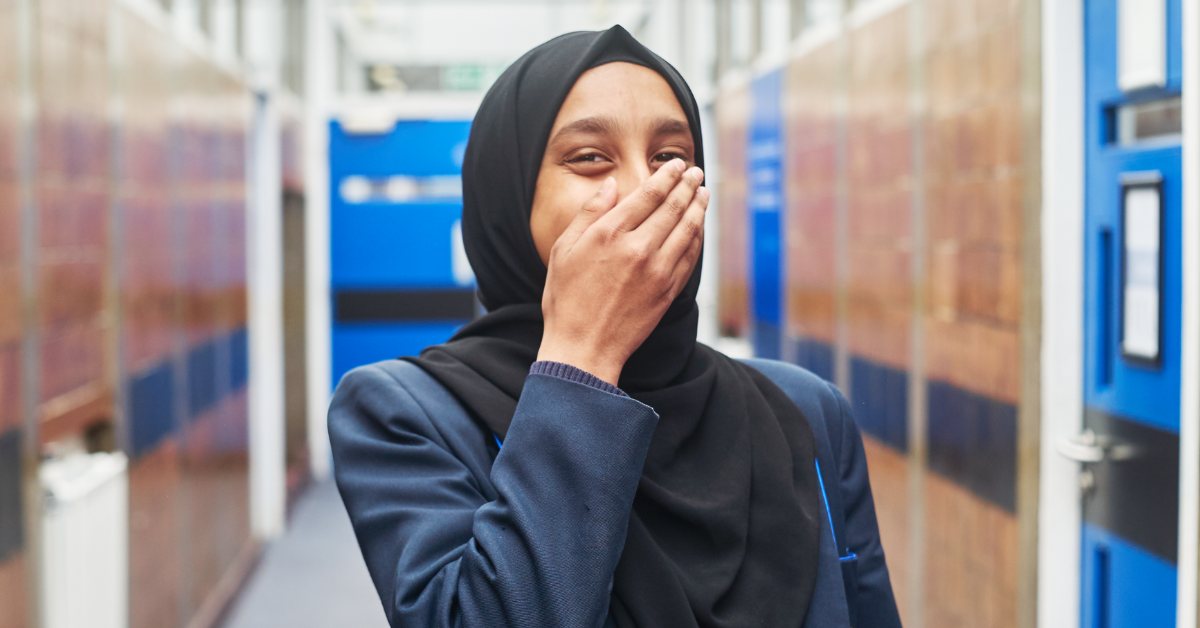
<box><xmin>1075</xmin><ymin>1</ymin><xmax>1183</xmax><ymax>625</ymax></box>
<box><xmin>328</xmin><ymin>119</ymin><xmax>475</xmax><ymax>385</ymax></box>
<box><xmin>749</xmin><ymin>69</ymin><xmax>784</xmax><ymax>359</ymax></box>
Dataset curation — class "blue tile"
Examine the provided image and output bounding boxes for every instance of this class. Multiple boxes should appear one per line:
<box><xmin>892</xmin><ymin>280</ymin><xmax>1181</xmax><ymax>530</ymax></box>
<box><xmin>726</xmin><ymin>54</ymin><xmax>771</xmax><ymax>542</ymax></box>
<box><xmin>789</xmin><ymin>336</ymin><xmax>834</xmax><ymax>383</ymax></box>
<box><xmin>849</xmin><ymin>357</ymin><xmax>908</xmax><ymax>453</ymax></box>
<box><xmin>188</xmin><ymin>340</ymin><xmax>219</xmax><ymax>418</ymax></box>
<box><xmin>0</xmin><ymin>429</ymin><xmax>23</xmax><ymax>563</ymax></box>
<box><xmin>752</xmin><ymin>319</ymin><xmax>782</xmax><ymax>360</ymax></box>
<box><xmin>927</xmin><ymin>381</ymin><xmax>1017</xmax><ymax>513</ymax></box>
<box><xmin>129</xmin><ymin>362</ymin><xmax>176</xmax><ymax>458</ymax></box>
<box><xmin>229</xmin><ymin>327</ymin><xmax>248</xmax><ymax>391</ymax></box>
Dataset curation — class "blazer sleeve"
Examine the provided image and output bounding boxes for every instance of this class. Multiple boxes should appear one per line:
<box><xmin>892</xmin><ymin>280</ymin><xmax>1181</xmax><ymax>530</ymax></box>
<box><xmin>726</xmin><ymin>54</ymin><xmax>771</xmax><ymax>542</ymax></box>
<box><xmin>328</xmin><ymin>364</ymin><xmax>659</xmax><ymax>628</ymax></box>
<box><xmin>833</xmin><ymin>388</ymin><xmax>903</xmax><ymax>628</ymax></box>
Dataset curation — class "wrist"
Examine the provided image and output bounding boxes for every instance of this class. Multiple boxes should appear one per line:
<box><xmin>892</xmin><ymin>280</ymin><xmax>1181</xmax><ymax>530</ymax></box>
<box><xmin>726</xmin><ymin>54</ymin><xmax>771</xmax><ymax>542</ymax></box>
<box><xmin>536</xmin><ymin>338</ymin><xmax>623</xmax><ymax>386</ymax></box>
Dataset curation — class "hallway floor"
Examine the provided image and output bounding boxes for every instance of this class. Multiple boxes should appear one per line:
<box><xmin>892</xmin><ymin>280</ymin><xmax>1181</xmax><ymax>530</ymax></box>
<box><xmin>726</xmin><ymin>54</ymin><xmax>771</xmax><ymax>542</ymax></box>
<box><xmin>222</xmin><ymin>480</ymin><xmax>388</xmax><ymax>628</ymax></box>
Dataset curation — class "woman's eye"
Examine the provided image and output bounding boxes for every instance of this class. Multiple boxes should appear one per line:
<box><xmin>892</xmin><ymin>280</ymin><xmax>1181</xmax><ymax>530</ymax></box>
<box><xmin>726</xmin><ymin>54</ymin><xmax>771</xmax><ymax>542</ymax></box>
<box><xmin>652</xmin><ymin>152</ymin><xmax>687</xmax><ymax>163</ymax></box>
<box><xmin>567</xmin><ymin>153</ymin><xmax>607</xmax><ymax>164</ymax></box>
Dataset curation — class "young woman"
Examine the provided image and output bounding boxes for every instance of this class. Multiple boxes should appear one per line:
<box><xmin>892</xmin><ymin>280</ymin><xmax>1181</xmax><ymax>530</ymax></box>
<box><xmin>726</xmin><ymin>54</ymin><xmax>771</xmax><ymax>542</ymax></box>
<box><xmin>329</xmin><ymin>26</ymin><xmax>901</xmax><ymax>628</ymax></box>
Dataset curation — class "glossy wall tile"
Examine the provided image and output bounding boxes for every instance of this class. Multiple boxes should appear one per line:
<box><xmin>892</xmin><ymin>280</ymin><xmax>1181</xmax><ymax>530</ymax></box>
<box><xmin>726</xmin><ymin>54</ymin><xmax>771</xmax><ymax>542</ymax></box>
<box><xmin>716</xmin><ymin>0</ymin><xmax>1035</xmax><ymax>626</ymax></box>
<box><xmin>0</xmin><ymin>0</ymin><xmax>28</xmax><ymax>623</ymax></box>
<box><xmin>717</xmin><ymin>81</ymin><xmax>750</xmax><ymax>338</ymax></box>
<box><xmin>1</xmin><ymin>1</ymin><xmax>256</xmax><ymax>626</ymax></box>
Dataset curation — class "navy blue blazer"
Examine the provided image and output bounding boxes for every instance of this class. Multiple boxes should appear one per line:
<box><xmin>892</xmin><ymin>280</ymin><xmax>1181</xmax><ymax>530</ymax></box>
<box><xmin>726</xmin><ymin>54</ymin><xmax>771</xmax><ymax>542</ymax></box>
<box><xmin>329</xmin><ymin>357</ymin><xmax>901</xmax><ymax>628</ymax></box>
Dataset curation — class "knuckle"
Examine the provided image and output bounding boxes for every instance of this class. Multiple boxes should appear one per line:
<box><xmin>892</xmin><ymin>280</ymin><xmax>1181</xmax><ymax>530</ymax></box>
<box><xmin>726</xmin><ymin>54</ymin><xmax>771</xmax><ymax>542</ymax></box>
<box><xmin>596</xmin><ymin>223</ymin><xmax>620</xmax><ymax>243</ymax></box>
<box><xmin>640</xmin><ymin>183</ymin><xmax>668</xmax><ymax>206</ymax></box>
<box><xmin>665</xmin><ymin>194</ymin><xmax>688</xmax><ymax>215</ymax></box>
<box><xmin>625</xmin><ymin>240</ymin><xmax>652</xmax><ymax>264</ymax></box>
<box><xmin>680</xmin><ymin>218</ymin><xmax>702</xmax><ymax>240</ymax></box>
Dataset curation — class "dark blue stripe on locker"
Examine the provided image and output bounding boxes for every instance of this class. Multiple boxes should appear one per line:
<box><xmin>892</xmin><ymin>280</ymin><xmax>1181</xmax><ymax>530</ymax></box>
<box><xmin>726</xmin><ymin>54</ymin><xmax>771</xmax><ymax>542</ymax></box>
<box><xmin>188</xmin><ymin>340</ymin><xmax>219</xmax><ymax>418</ymax></box>
<box><xmin>335</xmin><ymin>288</ymin><xmax>477</xmax><ymax>323</ymax></box>
<box><xmin>1083</xmin><ymin>408</ymin><xmax>1179</xmax><ymax>564</ymax></box>
<box><xmin>850</xmin><ymin>357</ymin><xmax>908</xmax><ymax>453</ymax></box>
<box><xmin>0</xmin><ymin>429</ymin><xmax>23</xmax><ymax>563</ymax></box>
<box><xmin>927</xmin><ymin>381</ymin><xmax>1017</xmax><ymax>513</ymax></box>
<box><xmin>129</xmin><ymin>362</ymin><xmax>176</xmax><ymax>458</ymax></box>
<box><xmin>791</xmin><ymin>336</ymin><xmax>834</xmax><ymax>383</ymax></box>
<box><xmin>229</xmin><ymin>327</ymin><xmax>248</xmax><ymax>391</ymax></box>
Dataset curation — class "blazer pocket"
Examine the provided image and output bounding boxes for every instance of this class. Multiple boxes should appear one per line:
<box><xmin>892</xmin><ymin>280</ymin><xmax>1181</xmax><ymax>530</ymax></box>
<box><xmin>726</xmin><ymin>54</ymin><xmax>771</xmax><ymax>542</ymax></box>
<box><xmin>839</xmin><ymin>553</ymin><xmax>859</xmax><ymax>627</ymax></box>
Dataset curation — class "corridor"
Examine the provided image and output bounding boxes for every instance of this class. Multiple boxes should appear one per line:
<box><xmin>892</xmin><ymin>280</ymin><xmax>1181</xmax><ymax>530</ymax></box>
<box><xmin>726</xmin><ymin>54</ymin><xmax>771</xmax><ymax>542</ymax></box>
<box><xmin>223</xmin><ymin>481</ymin><xmax>386</xmax><ymax>628</ymax></box>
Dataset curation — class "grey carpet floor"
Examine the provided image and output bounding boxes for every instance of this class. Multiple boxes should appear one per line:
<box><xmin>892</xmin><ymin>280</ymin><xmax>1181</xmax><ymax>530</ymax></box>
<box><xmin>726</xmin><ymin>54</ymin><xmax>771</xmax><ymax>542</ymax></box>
<box><xmin>222</xmin><ymin>479</ymin><xmax>388</xmax><ymax>628</ymax></box>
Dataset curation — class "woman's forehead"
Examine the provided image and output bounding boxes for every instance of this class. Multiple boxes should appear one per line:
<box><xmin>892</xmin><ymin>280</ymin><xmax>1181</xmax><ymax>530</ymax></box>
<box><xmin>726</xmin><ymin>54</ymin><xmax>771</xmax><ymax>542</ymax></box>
<box><xmin>550</xmin><ymin>62</ymin><xmax>690</xmax><ymax>137</ymax></box>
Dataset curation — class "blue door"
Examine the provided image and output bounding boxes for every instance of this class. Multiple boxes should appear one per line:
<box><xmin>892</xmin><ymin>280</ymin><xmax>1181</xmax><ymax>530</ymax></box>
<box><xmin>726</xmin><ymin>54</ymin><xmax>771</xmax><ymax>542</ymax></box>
<box><xmin>749</xmin><ymin>69</ymin><xmax>784</xmax><ymax>359</ymax></box>
<box><xmin>329</xmin><ymin>119</ymin><xmax>475</xmax><ymax>385</ymax></box>
<box><xmin>1079</xmin><ymin>1</ymin><xmax>1183</xmax><ymax>625</ymax></box>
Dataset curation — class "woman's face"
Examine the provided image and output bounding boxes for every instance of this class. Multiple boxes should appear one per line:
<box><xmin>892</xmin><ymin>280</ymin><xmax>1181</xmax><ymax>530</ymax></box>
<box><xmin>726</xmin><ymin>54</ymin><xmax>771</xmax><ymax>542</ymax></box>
<box><xmin>530</xmin><ymin>62</ymin><xmax>697</xmax><ymax>265</ymax></box>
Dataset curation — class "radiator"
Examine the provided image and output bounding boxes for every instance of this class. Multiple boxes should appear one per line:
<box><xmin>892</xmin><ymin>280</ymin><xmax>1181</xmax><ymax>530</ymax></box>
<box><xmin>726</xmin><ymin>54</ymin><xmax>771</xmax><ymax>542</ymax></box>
<box><xmin>40</xmin><ymin>452</ymin><xmax>129</xmax><ymax>628</ymax></box>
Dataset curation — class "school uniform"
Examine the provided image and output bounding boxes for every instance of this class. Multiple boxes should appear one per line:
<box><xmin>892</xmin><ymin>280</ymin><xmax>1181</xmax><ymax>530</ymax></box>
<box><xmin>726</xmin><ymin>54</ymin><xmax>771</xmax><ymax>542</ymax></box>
<box><xmin>329</xmin><ymin>357</ymin><xmax>901</xmax><ymax>628</ymax></box>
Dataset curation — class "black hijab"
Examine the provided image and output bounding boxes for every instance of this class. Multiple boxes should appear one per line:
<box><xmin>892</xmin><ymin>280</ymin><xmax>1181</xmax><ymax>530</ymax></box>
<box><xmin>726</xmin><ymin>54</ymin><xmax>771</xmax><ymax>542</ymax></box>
<box><xmin>406</xmin><ymin>26</ymin><xmax>823</xmax><ymax>628</ymax></box>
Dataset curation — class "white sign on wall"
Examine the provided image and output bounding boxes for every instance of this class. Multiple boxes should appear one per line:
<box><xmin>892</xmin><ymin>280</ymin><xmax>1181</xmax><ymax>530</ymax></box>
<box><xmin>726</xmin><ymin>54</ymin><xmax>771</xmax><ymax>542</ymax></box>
<box><xmin>1119</xmin><ymin>0</ymin><xmax>1167</xmax><ymax>90</ymax></box>
<box><xmin>1122</xmin><ymin>180</ymin><xmax>1162</xmax><ymax>361</ymax></box>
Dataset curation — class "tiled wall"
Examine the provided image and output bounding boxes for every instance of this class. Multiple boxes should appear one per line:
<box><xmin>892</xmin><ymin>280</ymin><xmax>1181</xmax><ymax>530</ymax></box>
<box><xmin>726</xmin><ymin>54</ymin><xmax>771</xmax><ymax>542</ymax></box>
<box><xmin>716</xmin><ymin>1</ymin><xmax>1034</xmax><ymax>626</ymax></box>
<box><xmin>716</xmin><ymin>81</ymin><xmax>749</xmax><ymax>338</ymax></box>
<box><xmin>921</xmin><ymin>0</ymin><xmax>1025</xmax><ymax>624</ymax></box>
<box><xmin>1</xmin><ymin>2</ymin><xmax>254</xmax><ymax>626</ymax></box>
<box><xmin>0</xmin><ymin>0</ymin><xmax>27</xmax><ymax>623</ymax></box>
<box><xmin>113</xmin><ymin>7</ymin><xmax>252</xmax><ymax>627</ymax></box>
<box><xmin>783</xmin><ymin>39</ymin><xmax>840</xmax><ymax>383</ymax></box>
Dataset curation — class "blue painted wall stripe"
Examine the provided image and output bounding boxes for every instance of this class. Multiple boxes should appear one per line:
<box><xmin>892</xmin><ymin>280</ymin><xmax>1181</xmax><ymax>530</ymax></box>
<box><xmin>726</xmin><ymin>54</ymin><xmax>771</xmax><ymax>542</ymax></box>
<box><xmin>0</xmin><ymin>429</ymin><xmax>23</xmax><ymax>563</ymax></box>
<box><xmin>850</xmin><ymin>357</ymin><xmax>909</xmax><ymax>454</ymax></box>
<box><xmin>229</xmin><ymin>327</ymin><xmax>248</xmax><ymax>391</ymax></box>
<box><xmin>187</xmin><ymin>339</ymin><xmax>219</xmax><ymax>418</ymax></box>
<box><xmin>927</xmin><ymin>380</ymin><xmax>1017</xmax><ymax>513</ymax></box>
<box><xmin>129</xmin><ymin>362</ymin><xmax>176</xmax><ymax>459</ymax></box>
<box><xmin>789</xmin><ymin>336</ymin><xmax>835</xmax><ymax>384</ymax></box>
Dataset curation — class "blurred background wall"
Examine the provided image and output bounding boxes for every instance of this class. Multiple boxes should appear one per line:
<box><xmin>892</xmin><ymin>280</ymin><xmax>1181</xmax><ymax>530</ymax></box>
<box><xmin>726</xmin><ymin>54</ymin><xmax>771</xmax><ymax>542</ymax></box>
<box><xmin>717</xmin><ymin>1</ymin><xmax>1040</xmax><ymax>626</ymax></box>
<box><xmin>0</xmin><ymin>0</ymin><xmax>306</xmax><ymax>626</ymax></box>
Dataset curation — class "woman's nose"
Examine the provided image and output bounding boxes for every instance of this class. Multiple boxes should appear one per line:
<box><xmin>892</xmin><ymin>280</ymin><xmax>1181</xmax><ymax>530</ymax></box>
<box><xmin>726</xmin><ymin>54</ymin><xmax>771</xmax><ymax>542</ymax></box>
<box><xmin>614</xmin><ymin>162</ymin><xmax>654</xmax><ymax>200</ymax></box>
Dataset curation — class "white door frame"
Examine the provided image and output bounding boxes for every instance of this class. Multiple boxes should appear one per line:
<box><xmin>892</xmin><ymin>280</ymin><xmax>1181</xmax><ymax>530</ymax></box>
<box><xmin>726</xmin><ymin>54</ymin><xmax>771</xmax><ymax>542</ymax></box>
<box><xmin>1038</xmin><ymin>0</ymin><xmax>1085</xmax><ymax>625</ymax></box>
<box><xmin>1177</xmin><ymin>0</ymin><xmax>1200</xmax><ymax>624</ymax></box>
<box><xmin>304</xmin><ymin>0</ymin><xmax>334</xmax><ymax>480</ymax></box>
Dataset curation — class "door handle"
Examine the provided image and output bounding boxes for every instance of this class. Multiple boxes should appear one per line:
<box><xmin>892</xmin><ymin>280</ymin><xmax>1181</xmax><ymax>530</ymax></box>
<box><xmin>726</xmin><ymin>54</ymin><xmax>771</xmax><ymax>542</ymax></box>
<box><xmin>1058</xmin><ymin>429</ymin><xmax>1106</xmax><ymax>463</ymax></box>
<box><xmin>1057</xmin><ymin>428</ymin><xmax>1137</xmax><ymax>463</ymax></box>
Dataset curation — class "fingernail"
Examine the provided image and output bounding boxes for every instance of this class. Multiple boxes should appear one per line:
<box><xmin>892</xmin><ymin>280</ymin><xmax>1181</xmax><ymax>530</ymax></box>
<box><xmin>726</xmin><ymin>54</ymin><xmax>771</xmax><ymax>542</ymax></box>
<box><xmin>600</xmin><ymin>177</ymin><xmax>615</xmax><ymax>194</ymax></box>
<box><xmin>688</xmin><ymin>167</ymin><xmax>704</xmax><ymax>182</ymax></box>
<box><xmin>697</xmin><ymin>186</ymin><xmax>710</xmax><ymax>200</ymax></box>
<box><xmin>672</xmin><ymin>159</ymin><xmax>686</xmax><ymax>172</ymax></box>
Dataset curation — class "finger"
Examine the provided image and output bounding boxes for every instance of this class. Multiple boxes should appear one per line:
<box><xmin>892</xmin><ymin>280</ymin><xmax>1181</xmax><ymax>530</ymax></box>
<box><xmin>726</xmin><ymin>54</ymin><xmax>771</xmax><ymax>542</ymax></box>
<box><xmin>558</xmin><ymin>176</ymin><xmax>618</xmax><ymax>246</ymax></box>
<box><xmin>667</xmin><ymin>226</ymin><xmax>704</xmax><ymax>295</ymax></box>
<box><xmin>658</xmin><ymin>185</ymin><xmax>708</xmax><ymax>265</ymax></box>
<box><xmin>601</xmin><ymin>158</ymin><xmax>688</xmax><ymax>232</ymax></box>
<box><xmin>635</xmin><ymin>166</ymin><xmax>704</xmax><ymax>247</ymax></box>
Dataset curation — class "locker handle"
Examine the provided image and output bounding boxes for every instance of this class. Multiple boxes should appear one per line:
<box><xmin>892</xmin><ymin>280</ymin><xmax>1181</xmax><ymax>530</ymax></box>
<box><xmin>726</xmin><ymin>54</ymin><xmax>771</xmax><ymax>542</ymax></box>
<box><xmin>1057</xmin><ymin>429</ymin><xmax>1137</xmax><ymax>463</ymax></box>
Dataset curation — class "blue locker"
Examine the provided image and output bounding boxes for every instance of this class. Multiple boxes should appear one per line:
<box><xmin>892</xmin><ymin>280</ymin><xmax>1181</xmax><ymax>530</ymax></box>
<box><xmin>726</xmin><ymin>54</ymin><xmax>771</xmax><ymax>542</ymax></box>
<box><xmin>1080</xmin><ymin>0</ymin><xmax>1183</xmax><ymax>625</ymax></box>
<box><xmin>329</xmin><ymin>119</ymin><xmax>475</xmax><ymax>386</ymax></box>
<box><xmin>749</xmin><ymin>69</ymin><xmax>784</xmax><ymax>360</ymax></box>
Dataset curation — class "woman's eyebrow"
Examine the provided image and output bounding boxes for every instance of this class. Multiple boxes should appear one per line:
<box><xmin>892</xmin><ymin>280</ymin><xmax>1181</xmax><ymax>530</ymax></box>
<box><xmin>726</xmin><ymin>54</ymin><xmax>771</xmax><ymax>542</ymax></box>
<box><xmin>550</xmin><ymin>115</ymin><xmax>621</xmax><ymax>143</ymax></box>
<box><xmin>650</xmin><ymin>117</ymin><xmax>691</xmax><ymax>137</ymax></box>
